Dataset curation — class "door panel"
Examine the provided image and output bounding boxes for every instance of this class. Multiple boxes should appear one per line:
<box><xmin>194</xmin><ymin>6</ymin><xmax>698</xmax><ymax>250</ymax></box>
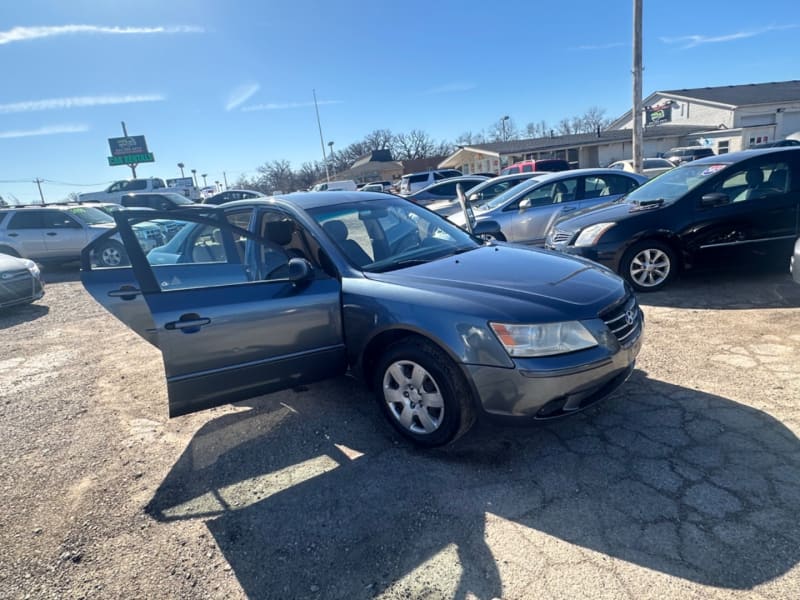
<box><xmin>84</xmin><ymin>208</ymin><xmax>347</xmax><ymax>417</ymax></box>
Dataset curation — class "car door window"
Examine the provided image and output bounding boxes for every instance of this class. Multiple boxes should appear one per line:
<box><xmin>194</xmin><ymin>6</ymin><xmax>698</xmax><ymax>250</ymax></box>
<box><xmin>128</xmin><ymin>180</ymin><xmax>147</xmax><ymax>191</ymax></box>
<box><xmin>429</xmin><ymin>182</ymin><xmax>459</xmax><ymax>196</ymax></box>
<box><xmin>583</xmin><ymin>175</ymin><xmax>635</xmax><ymax>199</ymax></box>
<box><xmin>7</xmin><ymin>211</ymin><xmax>44</xmax><ymax>229</ymax></box>
<box><xmin>715</xmin><ymin>161</ymin><xmax>791</xmax><ymax>203</ymax></box>
<box><xmin>42</xmin><ymin>211</ymin><xmax>82</xmax><ymax>228</ymax></box>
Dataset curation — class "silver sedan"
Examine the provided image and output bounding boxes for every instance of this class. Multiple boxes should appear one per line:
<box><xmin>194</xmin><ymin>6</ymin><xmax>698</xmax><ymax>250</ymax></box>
<box><xmin>449</xmin><ymin>168</ymin><xmax>648</xmax><ymax>246</ymax></box>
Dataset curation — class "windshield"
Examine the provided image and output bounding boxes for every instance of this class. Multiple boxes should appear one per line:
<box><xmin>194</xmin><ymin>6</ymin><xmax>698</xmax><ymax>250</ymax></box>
<box><xmin>66</xmin><ymin>206</ymin><xmax>114</xmax><ymax>224</ymax></box>
<box><xmin>472</xmin><ymin>177</ymin><xmax>547</xmax><ymax>211</ymax></box>
<box><xmin>624</xmin><ymin>163</ymin><xmax>730</xmax><ymax>204</ymax></box>
<box><xmin>308</xmin><ymin>196</ymin><xmax>480</xmax><ymax>273</ymax></box>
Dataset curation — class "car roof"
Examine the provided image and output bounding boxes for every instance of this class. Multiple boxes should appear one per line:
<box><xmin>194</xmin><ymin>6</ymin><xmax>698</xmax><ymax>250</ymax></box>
<box><xmin>691</xmin><ymin>146</ymin><xmax>800</xmax><ymax>165</ymax></box>
<box><xmin>225</xmin><ymin>191</ymin><xmax>397</xmax><ymax>211</ymax></box>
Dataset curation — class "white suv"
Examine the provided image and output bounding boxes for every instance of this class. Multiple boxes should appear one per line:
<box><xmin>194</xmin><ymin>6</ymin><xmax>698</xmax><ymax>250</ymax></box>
<box><xmin>399</xmin><ymin>169</ymin><xmax>461</xmax><ymax>195</ymax></box>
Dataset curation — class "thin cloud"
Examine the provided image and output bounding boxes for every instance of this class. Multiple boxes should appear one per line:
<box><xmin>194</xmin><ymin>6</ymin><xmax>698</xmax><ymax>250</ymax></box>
<box><xmin>572</xmin><ymin>42</ymin><xmax>627</xmax><ymax>51</ymax></box>
<box><xmin>421</xmin><ymin>82</ymin><xmax>476</xmax><ymax>95</ymax></box>
<box><xmin>0</xmin><ymin>94</ymin><xmax>165</xmax><ymax>114</ymax></box>
<box><xmin>241</xmin><ymin>100</ymin><xmax>342</xmax><ymax>112</ymax></box>
<box><xmin>0</xmin><ymin>124</ymin><xmax>89</xmax><ymax>139</ymax></box>
<box><xmin>661</xmin><ymin>24</ymin><xmax>798</xmax><ymax>49</ymax></box>
<box><xmin>0</xmin><ymin>24</ymin><xmax>204</xmax><ymax>45</ymax></box>
<box><xmin>225</xmin><ymin>83</ymin><xmax>260</xmax><ymax>111</ymax></box>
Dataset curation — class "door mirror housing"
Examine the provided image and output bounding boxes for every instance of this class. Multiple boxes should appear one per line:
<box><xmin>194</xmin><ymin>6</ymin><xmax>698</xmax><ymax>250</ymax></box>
<box><xmin>472</xmin><ymin>220</ymin><xmax>503</xmax><ymax>240</ymax></box>
<box><xmin>468</xmin><ymin>192</ymin><xmax>480</xmax><ymax>202</ymax></box>
<box><xmin>287</xmin><ymin>258</ymin><xmax>313</xmax><ymax>283</ymax></box>
<box><xmin>518</xmin><ymin>198</ymin><xmax>532</xmax><ymax>210</ymax></box>
<box><xmin>700</xmin><ymin>193</ymin><xmax>730</xmax><ymax>207</ymax></box>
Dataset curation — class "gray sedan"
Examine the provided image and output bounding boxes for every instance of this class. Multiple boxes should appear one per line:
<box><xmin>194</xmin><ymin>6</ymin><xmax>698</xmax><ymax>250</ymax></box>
<box><xmin>449</xmin><ymin>169</ymin><xmax>648</xmax><ymax>246</ymax></box>
<box><xmin>81</xmin><ymin>192</ymin><xmax>643</xmax><ymax>447</ymax></box>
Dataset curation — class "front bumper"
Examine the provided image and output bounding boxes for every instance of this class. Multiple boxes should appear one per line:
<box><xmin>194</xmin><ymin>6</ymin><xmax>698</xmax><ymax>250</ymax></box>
<box><xmin>464</xmin><ymin>317</ymin><xmax>643</xmax><ymax>420</ymax></box>
<box><xmin>0</xmin><ymin>273</ymin><xmax>45</xmax><ymax>308</ymax></box>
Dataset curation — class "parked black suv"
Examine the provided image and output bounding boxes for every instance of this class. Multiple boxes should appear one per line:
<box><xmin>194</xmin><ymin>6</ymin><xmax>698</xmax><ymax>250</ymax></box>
<box><xmin>545</xmin><ymin>147</ymin><xmax>800</xmax><ymax>291</ymax></box>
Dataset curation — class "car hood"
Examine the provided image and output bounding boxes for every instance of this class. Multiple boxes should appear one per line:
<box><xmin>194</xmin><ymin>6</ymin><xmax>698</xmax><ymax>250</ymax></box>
<box><xmin>554</xmin><ymin>199</ymin><xmax>664</xmax><ymax>232</ymax></box>
<box><xmin>0</xmin><ymin>252</ymin><xmax>30</xmax><ymax>270</ymax></box>
<box><xmin>365</xmin><ymin>245</ymin><xmax>626</xmax><ymax>318</ymax></box>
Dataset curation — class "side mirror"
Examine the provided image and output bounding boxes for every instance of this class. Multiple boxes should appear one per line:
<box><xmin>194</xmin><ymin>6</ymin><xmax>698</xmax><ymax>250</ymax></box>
<box><xmin>700</xmin><ymin>193</ymin><xmax>730</xmax><ymax>207</ymax></box>
<box><xmin>287</xmin><ymin>257</ymin><xmax>313</xmax><ymax>283</ymax></box>
<box><xmin>472</xmin><ymin>220</ymin><xmax>503</xmax><ymax>240</ymax></box>
<box><xmin>468</xmin><ymin>192</ymin><xmax>480</xmax><ymax>202</ymax></box>
<box><xmin>518</xmin><ymin>198</ymin><xmax>531</xmax><ymax>210</ymax></box>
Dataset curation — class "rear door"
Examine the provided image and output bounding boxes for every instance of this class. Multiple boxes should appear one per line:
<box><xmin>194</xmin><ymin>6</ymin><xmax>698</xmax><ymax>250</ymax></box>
<box><xmin>3</xmin><ymin>211</ymin><xmax>48</xmax><ymax>258</ymax></box>
<box><xmin>82</xmin><ymin>208</ymin><xmax>347</xmax><ymax>417</ymax></box>
<box><xmin>504</xmin><ymin>177</ymin><xmax>580</xmax><ymax>244</ymax></box>
<box><xmin>579</xmin><ymin>174</ymin><xmax>640</xmax><ymax>209</ymax></box>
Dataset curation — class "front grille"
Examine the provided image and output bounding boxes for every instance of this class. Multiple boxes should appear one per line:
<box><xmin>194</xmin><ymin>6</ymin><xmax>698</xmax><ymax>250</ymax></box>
<box><xmin>600</xmin><ymin>293</ymin><xmax>642</xmax><ymax>346</ymax></box>
<box><xmin>0</xmin><ymin>270</ymin><xmax>36</xmax><ymax>301</ymax></box>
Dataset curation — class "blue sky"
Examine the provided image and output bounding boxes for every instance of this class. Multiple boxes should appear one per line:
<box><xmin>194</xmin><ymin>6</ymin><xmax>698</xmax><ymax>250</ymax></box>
<box><xmin>1</xmin><ymin>0</ymin><xmax>798</xmax><ymax>202</ymax></box>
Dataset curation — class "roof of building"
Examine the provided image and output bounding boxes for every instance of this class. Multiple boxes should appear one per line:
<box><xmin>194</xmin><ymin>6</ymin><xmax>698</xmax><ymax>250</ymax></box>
<box><xmin>351</xmin><ymin>149</ymin><xmax>394</xmax><ymax>167</ymax></box>
<box><xmin>456</xmin><ymin>125</ymin><xmax>708</xmax><ymax>156</ymax></box>
<box><xmin>661</xmin><ymin>80</ymin><xmax>800</xmax><ymax>107</ymax></box>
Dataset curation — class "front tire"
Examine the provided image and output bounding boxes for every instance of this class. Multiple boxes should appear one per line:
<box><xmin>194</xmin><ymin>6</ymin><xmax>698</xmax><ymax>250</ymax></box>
<box><xmin>373</xmin><ymin>338</ymin><xmax>476</xmax><ymax>447</ymax></box>
<box><xmin>621</xmin><ymin>240</ymin><xmax>677</xmax><ymax>292</ymax></box>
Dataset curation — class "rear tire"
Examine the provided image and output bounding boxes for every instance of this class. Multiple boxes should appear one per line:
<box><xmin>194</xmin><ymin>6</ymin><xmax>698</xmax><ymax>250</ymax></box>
<box><xmin>620</xmin><ymin>240</ymin><xmax>677</xmax><ymax>292</ymax></box>
<box><xmin>96</xmin><ymin>241</ymin><xmax>128</xmax><ymax>268</ymax></box>
<box><xmin>373</xmin><ymin>338</ymin><xmax>476</xmax><ymax>447</ymax></box>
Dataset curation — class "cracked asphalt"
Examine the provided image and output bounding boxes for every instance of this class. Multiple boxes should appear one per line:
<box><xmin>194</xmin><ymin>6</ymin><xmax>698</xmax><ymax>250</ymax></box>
<box><xmin>1</xmin><ymin>262</ymin><xmax>799</xmax><ymax>599</ymax></box>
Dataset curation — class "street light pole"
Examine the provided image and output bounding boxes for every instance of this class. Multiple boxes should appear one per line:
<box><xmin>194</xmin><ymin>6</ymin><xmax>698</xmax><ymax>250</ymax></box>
<box><xmin>202</xmin><ymin>173</ymin><xmax>208</xmax><ymax>187</ymax></box>
<box><xmin>328</xmin><ymin>141</ymin><xmax>336</xmax><ymax>177</ymax></box>
<box><xmin>501</xmin><ymin>115</ymin><xmax>510</xmax><ymax>142</ymax></box>
<box><xmin>177</xmin><ymin>162</ymin><xmax>185</xmax><ymax>177</ymax></box>
<box><xmin>191</xmin><ymin>169</ymin><xmax>198</xmax><ymax>188</ymax></box>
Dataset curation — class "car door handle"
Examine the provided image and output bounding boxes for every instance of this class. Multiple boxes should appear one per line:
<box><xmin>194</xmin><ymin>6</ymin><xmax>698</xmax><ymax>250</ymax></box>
<box><xmin>165</xmin><ymin>316</ymin><xmax>211</xmax><ymax>331</ymax></box>
<box><xmin>46</xmin><ymin>232</ymin><xmax>58</xmax><ymax>236</ymax></box>
<box><xmin>561</xmin><ymin>206</ymin><xmax>577</xmax><ymax>212</ymax></box>
<box><xmin>7</xmin><ymin>232</ymin><xmax>18</xmax><ymax>237</ymax></box>
<box><xmin>108</xmin><ymin>286</ymin><xmax>141</xmax><ymax>300</ymax></box>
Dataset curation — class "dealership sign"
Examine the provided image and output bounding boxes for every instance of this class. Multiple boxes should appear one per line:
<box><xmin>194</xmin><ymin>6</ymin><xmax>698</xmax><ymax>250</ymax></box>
<box><xmin>108</xmin><ymin>135</ymin><xmax>149</xmax><ymax>157</ymax></box>
<box><xmin>108</xmin><ymin>152</ymin><xmax>155</xmax><ymax>166</ymax></box>
<box><xmin>645</xmin><ymin>102</ymin><xmax>673</xmax><ymax>126</ymax></box>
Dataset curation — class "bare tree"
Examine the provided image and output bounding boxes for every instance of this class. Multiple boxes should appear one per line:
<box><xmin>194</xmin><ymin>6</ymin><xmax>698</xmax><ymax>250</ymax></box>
<box><xmin>577</xmin><ymin>106</ymin><xmax>611</xmax><ymax>133</ymax></box>
<box><xmin>455</xmin><ymin>131</ymin><xmax>487</xmax><ymax>146</ymax></box>
<box><xmin>257</xmin><ymin>160</ymin><xmax>295</xmax><ymax>193</ymax></box>
<box><xmin>296</xmin><ymin>161</ymin><xmax>323</xmax><ymax>190</ymax></box>
<box><xmin>394</xmin><ymin>129</ymin><xmax>438</xmax><ymax>160</ymax></box>
<box><xmin>488</xmin><ymin>117</ymin><xmax>520</xmax><ymax>142</ymax></box>
<box><xmin>363</xmin><ymin>129</ymin><xmax>395</xmax><ymax>151</ymax></box>
<box><xmin>556</xmin><ymin>117</ymin><xmax>575</xmax><ymax>136</ymax></box>
<box><xmin>525</xmin><ymin>120</ymin><xmax>549</xmax><ymax>138</ymax></box>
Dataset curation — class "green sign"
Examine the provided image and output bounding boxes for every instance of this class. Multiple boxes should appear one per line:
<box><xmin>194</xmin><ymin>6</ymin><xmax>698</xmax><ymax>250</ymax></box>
<box><xmin>107</xmin><ymin>152</ymin><xmax>155</xmax><ymax>166</ymax></box>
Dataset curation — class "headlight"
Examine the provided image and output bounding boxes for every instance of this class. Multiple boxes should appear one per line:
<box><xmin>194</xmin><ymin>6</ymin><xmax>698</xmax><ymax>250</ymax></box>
<box><xmin>574</xmin><ymin>222</ymin><xmax>615</xmax><ymax>247</ymax></box>
<box><xmin>22</xmin><ymin>259</ymin><xmax>40</xmax><ymax>278</ymax></box>
<box><xmin>489</xmin><ymin>321</ymin><xmax>598</xmax><ymax>357</ymax></box>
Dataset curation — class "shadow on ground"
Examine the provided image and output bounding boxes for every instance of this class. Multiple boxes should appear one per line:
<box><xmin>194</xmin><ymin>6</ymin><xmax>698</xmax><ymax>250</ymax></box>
<box><xmin>0</xmin><ymin>302</ymin><xmax>49</xmax><ymax>329</ymax></box>
<box><xmin>638</xmin><ymin>260</ymin><xmax>800</xmax><ymax>310</ymax></box>
<box><xmin>40</xmin><ymin>262</ymin><xmax>81</xmax><ymax>284</ymax></box>
<box><xmin>145</xmin><ymin>371</ymin><xmax>800</xmax><ymax>599</ymax></box>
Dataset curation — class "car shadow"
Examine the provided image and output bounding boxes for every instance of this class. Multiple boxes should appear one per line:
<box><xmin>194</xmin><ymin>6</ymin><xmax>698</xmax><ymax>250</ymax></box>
<box><xmin>145</xmin><ymin>371</ymin><xmax>800</xmax><ymax>598</ymax></box>
<box><xmin>638</xmin><ymin>262</ymin><xmax>799</xmax><ymax>310</ymax></box>
<box><xmin>40</xmin><ymin>262</ymin><xmax>81</xmax><ymax>284</ymax></box>
<box><xmin>0</xmin><ymin>302</ymin><xmax>49</xmax><ymax>329</ymax></box>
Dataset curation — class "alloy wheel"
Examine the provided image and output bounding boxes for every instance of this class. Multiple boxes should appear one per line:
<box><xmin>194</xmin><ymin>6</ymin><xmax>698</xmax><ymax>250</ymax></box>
<box><xmin>629</xmin><ymin>248</ymin><xmax>671</xmax><ymax>288</ymax></box>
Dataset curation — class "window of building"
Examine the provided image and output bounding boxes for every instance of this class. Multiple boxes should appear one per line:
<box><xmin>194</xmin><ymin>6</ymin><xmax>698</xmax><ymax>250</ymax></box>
<box><xmin>717</xmin><ymin>141</ymin><xmax>729</xmax><ymax>154</ymax></box>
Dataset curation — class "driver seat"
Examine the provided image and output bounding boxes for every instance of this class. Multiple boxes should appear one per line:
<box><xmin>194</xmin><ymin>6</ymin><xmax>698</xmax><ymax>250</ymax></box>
<box><xmin>323</xmin><ymin>220</ymin><xmax>372</xmax><ymax>267</ymax></box>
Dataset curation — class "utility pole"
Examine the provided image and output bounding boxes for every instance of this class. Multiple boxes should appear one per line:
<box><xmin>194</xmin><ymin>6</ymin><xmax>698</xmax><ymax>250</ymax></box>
<box><xmin>121</xmin><ymin>121</ymin><xmax>137</xmax><ymax>178</ymax></box>
<box><xmin>34</xmin><ymin>178</ymin><xmax>46</xmax><ymax>204</ymax></box>
<box><xmin>313</xmin><ymin>89</ymin><xmax>331</xmax><ymax>183</ymax></box>
<box><xmin>223</xmin><ymin>171</ymin><xmax>229</xmax><ymax>190</ymax></box>
<box><xmin>632</xmin><ymin>0</ymin><xmax>644</xmax><ymax>174</ymax></box>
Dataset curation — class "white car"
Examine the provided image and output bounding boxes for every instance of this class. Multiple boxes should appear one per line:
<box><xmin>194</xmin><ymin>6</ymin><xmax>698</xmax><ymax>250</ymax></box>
<box><xmin>608</xmin><ymin>158</ymin><xmax>675</xmax><ymax>178</ymax></box>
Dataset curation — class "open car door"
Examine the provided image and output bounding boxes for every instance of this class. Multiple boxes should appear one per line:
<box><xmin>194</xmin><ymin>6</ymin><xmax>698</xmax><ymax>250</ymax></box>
<box><xmin>82</xmin><ymin>208</ymin><xmax>347</xmax><ymax>417</ymax></box>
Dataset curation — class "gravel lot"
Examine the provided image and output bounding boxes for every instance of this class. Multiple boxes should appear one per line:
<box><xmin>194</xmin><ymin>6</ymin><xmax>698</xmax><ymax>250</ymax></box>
<box><xmin>1</xmin><ymin>261</ymin><xmax>799</xmax><ymax>600</ymax></box>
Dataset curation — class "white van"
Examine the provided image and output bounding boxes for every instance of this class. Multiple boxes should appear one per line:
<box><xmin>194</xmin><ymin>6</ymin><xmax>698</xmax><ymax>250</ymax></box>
<box><xmin>311</xmin><ymin>180</ymin><xmax>358</xmax><ymax>192</ymax></box>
